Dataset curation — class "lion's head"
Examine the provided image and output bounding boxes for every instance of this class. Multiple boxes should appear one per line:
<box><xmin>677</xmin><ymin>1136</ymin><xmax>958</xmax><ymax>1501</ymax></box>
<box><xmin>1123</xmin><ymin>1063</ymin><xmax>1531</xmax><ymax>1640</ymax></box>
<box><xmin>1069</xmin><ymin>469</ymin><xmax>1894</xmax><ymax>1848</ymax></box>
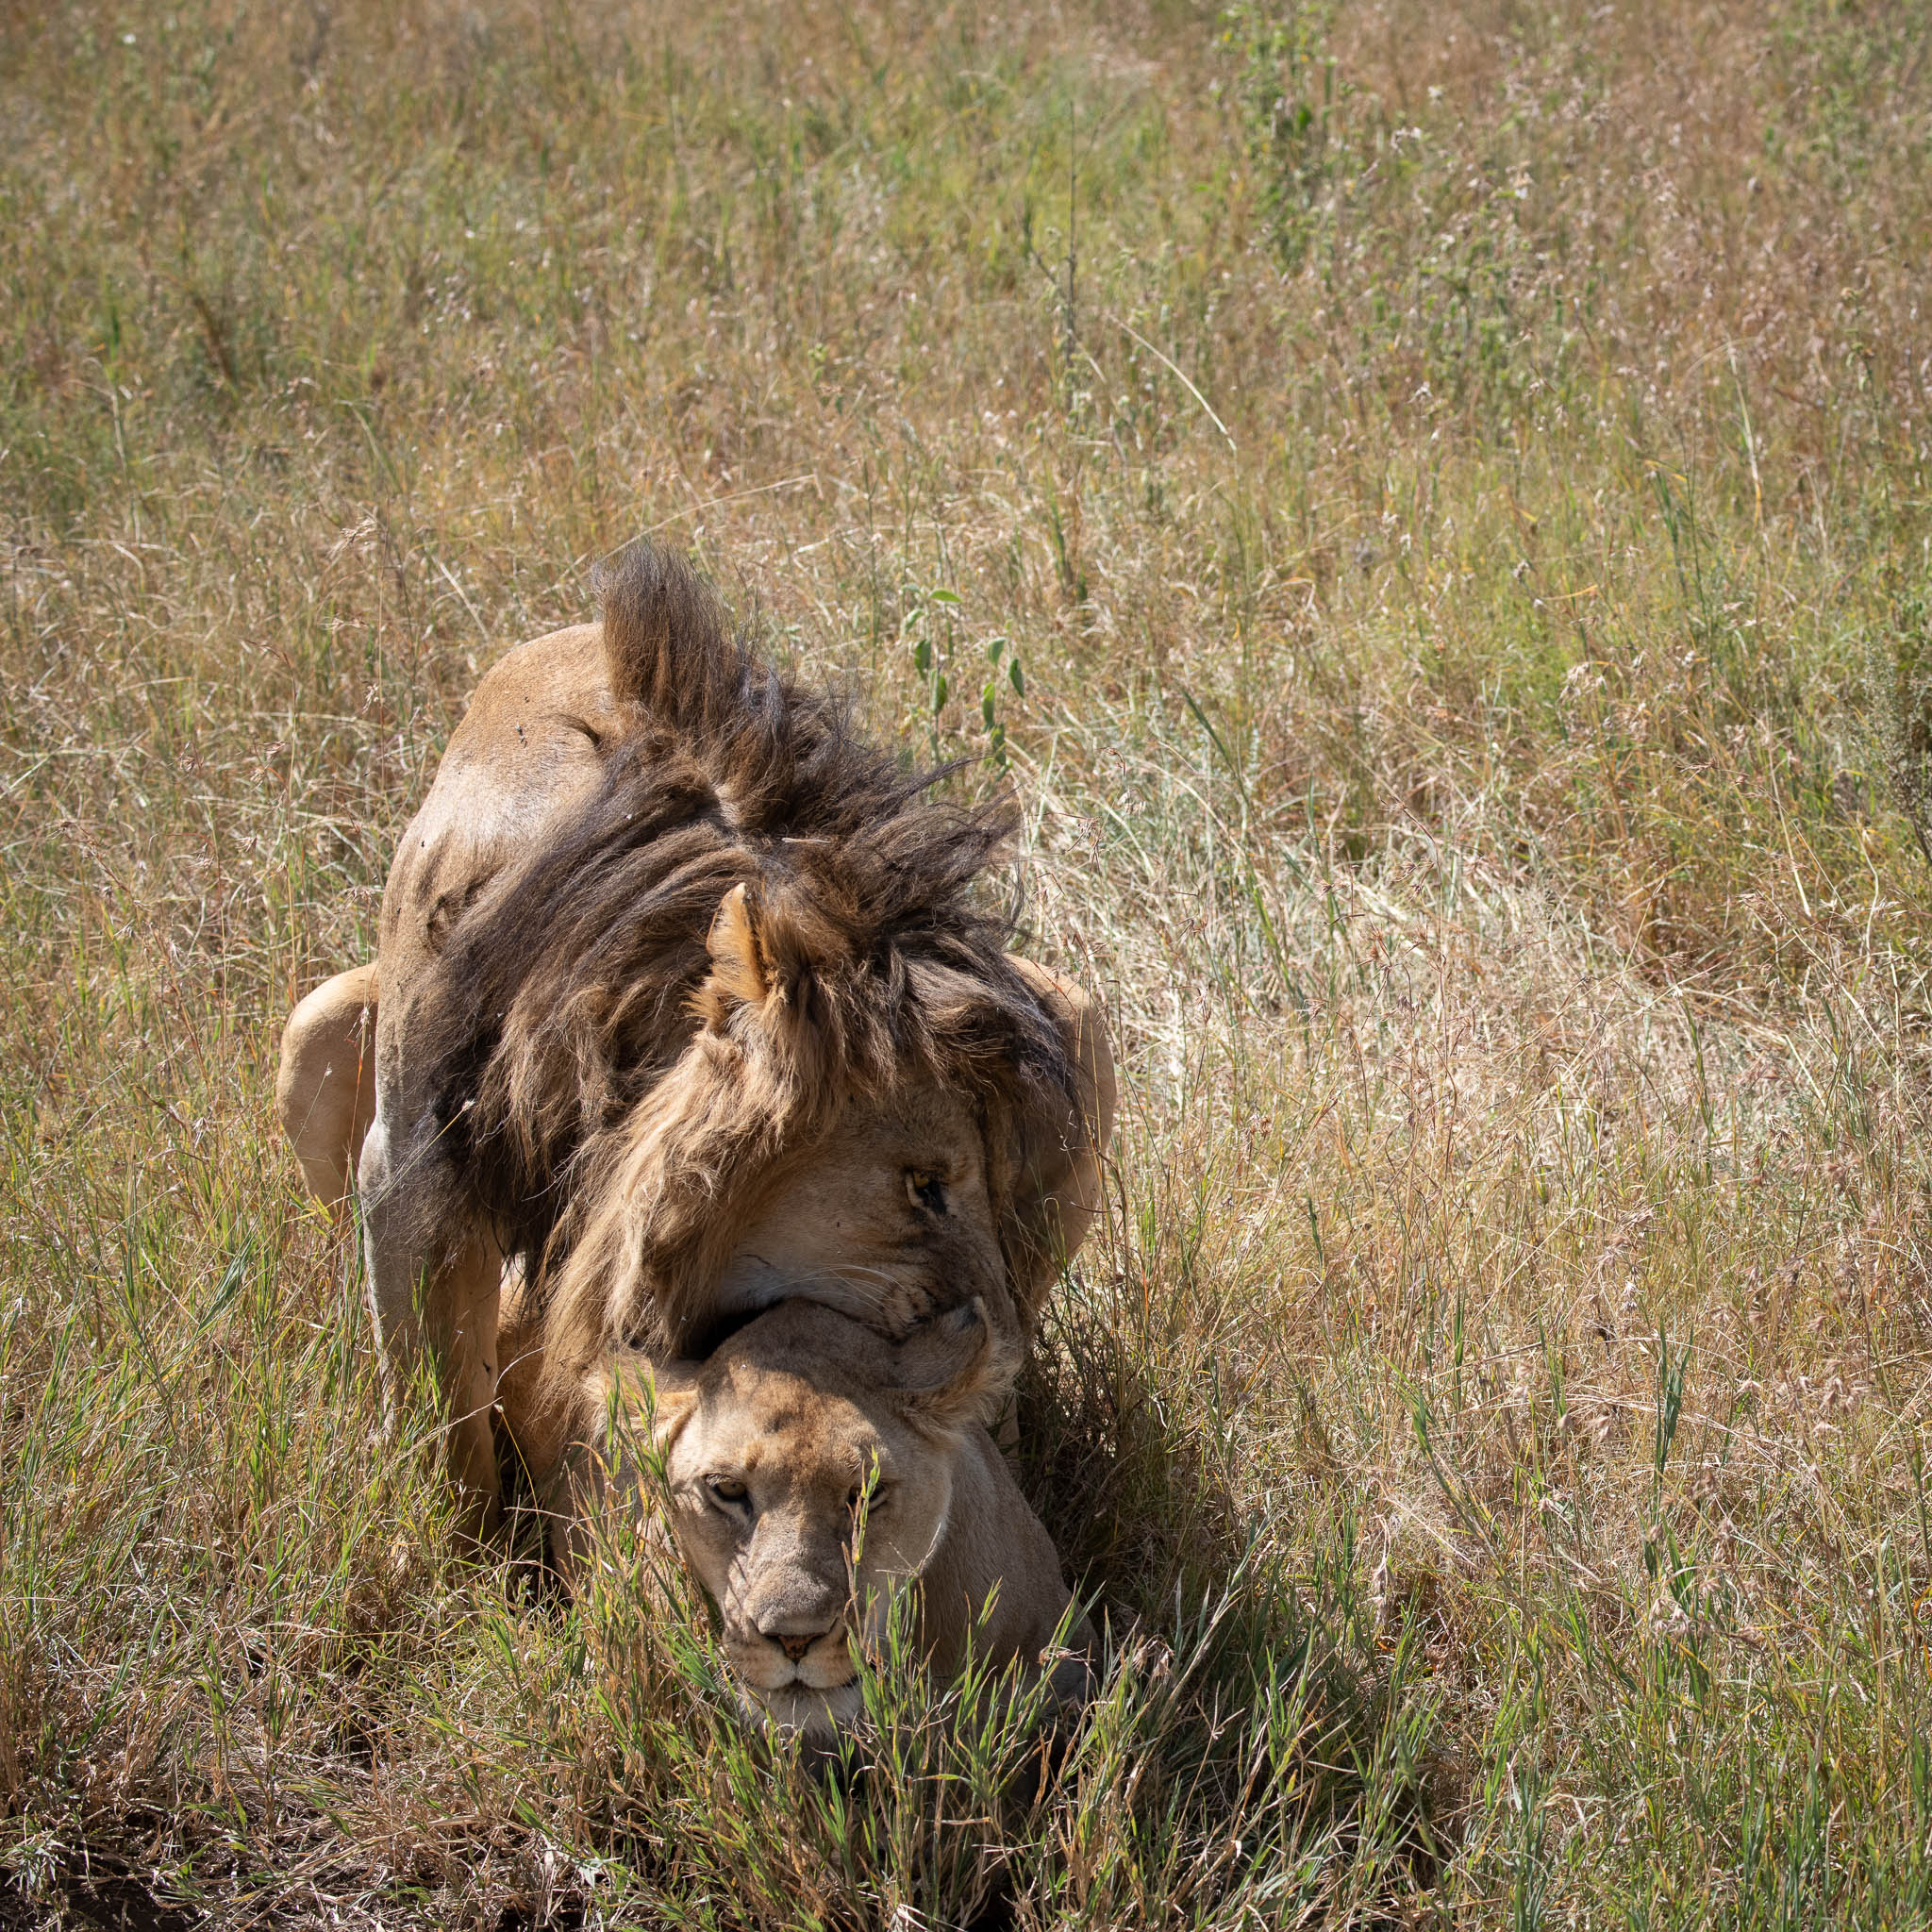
<box><xmin>409</xmin><ymin>541</ymin><xmax>1115</xmax><ymax>1408</ymax></box>
<box><xmin>591</xmin><ymin>1297</ymin><xmax>1087</xmax><ymax>1740</ymax></box>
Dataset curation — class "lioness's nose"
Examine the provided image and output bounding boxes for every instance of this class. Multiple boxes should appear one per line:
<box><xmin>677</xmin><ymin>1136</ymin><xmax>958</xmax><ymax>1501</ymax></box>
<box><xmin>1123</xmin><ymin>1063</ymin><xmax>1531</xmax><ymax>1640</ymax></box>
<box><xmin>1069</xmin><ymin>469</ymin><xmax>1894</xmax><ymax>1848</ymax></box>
<box><xmin>764</xmin><ymin>1623</ymin><xmax>840</xmax><ymax>1663</ymax></box>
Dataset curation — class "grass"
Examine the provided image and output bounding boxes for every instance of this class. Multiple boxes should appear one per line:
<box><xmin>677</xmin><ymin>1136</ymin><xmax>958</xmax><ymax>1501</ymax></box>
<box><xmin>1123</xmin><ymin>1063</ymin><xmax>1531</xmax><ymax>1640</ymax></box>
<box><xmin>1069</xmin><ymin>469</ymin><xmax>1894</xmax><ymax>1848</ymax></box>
<box><xmin>5</xmin><ymin>0</ymin><xmax>1932</xmax><ymax>1922</ymax></box>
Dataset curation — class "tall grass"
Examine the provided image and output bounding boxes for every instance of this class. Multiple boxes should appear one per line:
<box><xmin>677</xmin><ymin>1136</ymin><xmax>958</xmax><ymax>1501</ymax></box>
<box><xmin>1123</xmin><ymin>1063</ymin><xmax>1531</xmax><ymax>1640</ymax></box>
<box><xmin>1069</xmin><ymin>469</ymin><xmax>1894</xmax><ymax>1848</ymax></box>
<box><xmin>5</xmin><ymin>0</ymin><xmax>1932</xmax><ymax>1922</ymax></box>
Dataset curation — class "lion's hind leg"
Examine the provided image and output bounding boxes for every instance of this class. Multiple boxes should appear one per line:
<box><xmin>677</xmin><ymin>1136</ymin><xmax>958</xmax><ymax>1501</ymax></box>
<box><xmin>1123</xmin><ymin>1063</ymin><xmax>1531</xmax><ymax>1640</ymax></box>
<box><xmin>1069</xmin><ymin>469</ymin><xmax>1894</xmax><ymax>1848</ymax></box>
<box><xmin>276</xmin><ymin>965</ymin><xmax>379</xmax><ymax>1207</ymax></box>
<box><xmin>280</xmin><ymin>967</ymin><xmax>506</xmax><ymax>1526</ymax></box>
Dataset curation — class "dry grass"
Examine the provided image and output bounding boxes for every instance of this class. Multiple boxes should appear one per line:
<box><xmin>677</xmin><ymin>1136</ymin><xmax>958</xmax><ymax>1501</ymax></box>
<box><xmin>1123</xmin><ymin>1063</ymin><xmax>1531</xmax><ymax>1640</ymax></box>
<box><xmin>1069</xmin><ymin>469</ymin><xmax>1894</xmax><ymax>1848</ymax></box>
<box><xmin>6</xmin><ymin>0</ymin><xmax>1932</xmax><ymax>1923</ymax></box>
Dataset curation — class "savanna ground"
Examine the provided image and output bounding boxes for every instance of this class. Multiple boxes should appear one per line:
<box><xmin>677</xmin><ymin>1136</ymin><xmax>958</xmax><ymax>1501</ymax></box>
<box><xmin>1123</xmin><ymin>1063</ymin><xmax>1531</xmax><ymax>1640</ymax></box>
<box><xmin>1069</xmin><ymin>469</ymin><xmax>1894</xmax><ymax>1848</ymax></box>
<box><xmin>7</xmin><ymin>0</ymin><xmax>1932</xmax><ymax>1923</ymax></box>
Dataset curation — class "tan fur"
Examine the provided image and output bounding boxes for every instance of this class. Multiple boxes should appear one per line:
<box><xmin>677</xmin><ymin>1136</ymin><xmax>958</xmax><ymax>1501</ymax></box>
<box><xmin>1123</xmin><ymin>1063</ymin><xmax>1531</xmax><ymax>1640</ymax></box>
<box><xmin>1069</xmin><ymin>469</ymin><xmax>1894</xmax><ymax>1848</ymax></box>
<box><xmin>276</xmin><ymin>542</ymin><xmax>1117</xmax><ymax>1524</ymax></box>
<box><xmin>584</xmin><ymin>1300</ymin><xmax>1092</xmax><ymax>1740</ymax></box>
<box><xmin>276</xmin><ymin>964</ymin><xmax>377</xmax><ymax>1207</ymax></box>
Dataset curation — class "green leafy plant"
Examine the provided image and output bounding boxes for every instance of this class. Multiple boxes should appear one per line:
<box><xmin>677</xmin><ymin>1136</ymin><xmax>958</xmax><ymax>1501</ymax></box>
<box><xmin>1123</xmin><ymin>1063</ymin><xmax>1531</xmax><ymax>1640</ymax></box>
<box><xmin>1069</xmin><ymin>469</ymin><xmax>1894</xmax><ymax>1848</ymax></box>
<box><xmin>1223</xmin><ymin>0</ymin><xmax>1346</xmax><ymax>270</ymax></box>
<box><xmin>981</xmin><ymin>634</ymin><xmax>1024</xmax><ymax>768</ymax></box>
<box><xmin>904</xmin><ymin>584</ymin><xmax>1024</xmax><ymax>769</ymax></box>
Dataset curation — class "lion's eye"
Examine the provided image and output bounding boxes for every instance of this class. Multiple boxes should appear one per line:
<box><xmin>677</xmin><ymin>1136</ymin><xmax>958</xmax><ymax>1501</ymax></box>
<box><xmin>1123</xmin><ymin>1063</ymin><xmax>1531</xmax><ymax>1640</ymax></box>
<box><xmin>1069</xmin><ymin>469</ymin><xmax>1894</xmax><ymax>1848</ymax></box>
<box><xmin>905</xmin><ymin>1169</ymin><xmax>946</xmax><ymax>1216</ymax></box>
<box><xmin>848</xmin><ymin>1477</ymin><xmax>889</xmax><ymax>1513</ymax></box>
<box><xmin>706</xmin><ymin>1475</ymin><xmax>749</xmax><ymax>1507</ymax></box>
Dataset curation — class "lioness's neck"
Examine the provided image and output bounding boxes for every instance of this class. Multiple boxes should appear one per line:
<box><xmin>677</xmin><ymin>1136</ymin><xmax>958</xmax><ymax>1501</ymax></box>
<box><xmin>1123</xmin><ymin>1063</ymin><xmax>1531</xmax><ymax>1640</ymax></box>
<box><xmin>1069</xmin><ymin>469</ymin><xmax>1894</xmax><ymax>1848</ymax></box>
<box><xmin>913</xmin><ymin>1427</ymin><xmax>1075</xmax><ymax>1678</ymax></box>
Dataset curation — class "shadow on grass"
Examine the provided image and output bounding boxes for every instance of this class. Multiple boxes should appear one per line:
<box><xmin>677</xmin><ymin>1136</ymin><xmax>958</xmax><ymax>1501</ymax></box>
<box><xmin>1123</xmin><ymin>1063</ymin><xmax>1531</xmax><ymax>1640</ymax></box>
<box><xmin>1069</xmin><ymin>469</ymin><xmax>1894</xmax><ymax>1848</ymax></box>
<box><xmin>1006</xmin><ymin>1275</ymin><xmax>1454</xmax><ymax>1909</ymax></box>
<box><xmin>0</xmin><ymin>1843</ymin><xmax>201</xmax><ymax>1932</ymax></box>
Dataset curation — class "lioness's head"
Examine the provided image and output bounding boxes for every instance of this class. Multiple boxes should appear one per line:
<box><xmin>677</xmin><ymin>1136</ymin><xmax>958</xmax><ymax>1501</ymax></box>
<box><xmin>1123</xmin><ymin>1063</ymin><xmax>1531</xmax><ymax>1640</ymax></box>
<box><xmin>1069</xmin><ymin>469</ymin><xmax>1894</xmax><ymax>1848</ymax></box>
<box><xmin>598</xmin><ymin>1298</ymin><xmax>1010</xmax><ymax>1738</ymax></box>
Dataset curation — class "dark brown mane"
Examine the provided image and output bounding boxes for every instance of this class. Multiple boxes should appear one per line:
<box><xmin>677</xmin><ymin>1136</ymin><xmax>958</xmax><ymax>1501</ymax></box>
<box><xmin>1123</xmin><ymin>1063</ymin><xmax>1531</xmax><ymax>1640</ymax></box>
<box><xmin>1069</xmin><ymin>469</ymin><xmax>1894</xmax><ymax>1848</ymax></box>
<box><xmin>411</xmin><ymin>541</ymin><xmax>1075</xmax><ymax>1339</ymax></box>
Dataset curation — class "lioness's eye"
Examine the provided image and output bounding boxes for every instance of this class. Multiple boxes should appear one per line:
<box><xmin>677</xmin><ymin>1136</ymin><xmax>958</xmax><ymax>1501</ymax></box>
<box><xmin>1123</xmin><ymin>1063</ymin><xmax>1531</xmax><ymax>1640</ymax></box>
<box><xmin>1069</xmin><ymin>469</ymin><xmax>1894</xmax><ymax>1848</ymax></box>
<box><xmin>706</xmin><ymin>1475</ymin><xmax>749</xmax><ymax>1507</ymax></box>
<box><xmin>905</xmin><ymin>1169</ymin><xmax>946</xmax><ymax>1215</ymax></box>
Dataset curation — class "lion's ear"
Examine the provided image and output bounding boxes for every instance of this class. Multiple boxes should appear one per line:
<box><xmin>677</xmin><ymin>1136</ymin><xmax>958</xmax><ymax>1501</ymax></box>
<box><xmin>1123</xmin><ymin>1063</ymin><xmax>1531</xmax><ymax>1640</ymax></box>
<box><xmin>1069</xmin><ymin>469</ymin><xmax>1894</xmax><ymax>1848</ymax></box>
<box><xmin>892</xmin><ymin>1299</ymin><xmax>1014</xmax><ymax>1436</ymax></box>
<box><xmin>696</xmin><ymin>881</ymin><xmax>834</xmax><ymax>1074</ymax></box>
<box><xmin>1001</xmin><ymin>958</ymin><xmax>1117</xmax><ymax>1325</ymax></box>
<box><xmin>703</xmin><ymin>882</ymin><xmax>771</xmax><ymax>1012</ymax></box>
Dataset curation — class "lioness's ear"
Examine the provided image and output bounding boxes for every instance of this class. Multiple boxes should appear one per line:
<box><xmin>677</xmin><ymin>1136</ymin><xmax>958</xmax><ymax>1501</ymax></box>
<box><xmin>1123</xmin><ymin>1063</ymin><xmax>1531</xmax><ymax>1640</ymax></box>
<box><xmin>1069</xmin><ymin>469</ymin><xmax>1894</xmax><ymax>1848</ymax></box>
<box><xmin>1002</xmin><ymin>958</ymin><xmax>1117</xmax><ymax>1325</ymax></box>
<box><xmin>594</xmin><ymin>1355</ymin><xmax>701</xmax><ymax>1457</ymax></box>
<box><xmin>643</xmin><ymin>1358</ymin><xmax>703</xmax><ymax>1454</ymax></box>
<box><xmin>893</xmin><ymin>1299</ymin><xmax>1015</xmax><ymax>1436</ymax></box>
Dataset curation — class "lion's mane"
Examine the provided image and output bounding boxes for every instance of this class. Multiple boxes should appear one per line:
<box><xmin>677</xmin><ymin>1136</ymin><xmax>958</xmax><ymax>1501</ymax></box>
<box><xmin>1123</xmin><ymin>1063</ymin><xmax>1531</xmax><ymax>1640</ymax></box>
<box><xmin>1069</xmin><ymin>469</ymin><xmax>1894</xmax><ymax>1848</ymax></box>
<box><xmin>409</xmin><ymin>541</ymin><xmax>1077</xmax><ymax>1369</ymax></box>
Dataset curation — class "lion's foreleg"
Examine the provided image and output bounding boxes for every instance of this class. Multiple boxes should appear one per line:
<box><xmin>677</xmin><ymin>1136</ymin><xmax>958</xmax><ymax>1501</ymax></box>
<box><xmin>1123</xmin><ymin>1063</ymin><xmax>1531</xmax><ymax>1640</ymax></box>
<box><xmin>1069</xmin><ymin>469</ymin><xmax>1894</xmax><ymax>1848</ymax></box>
<box><xmin>358</xmin><ymin>1112</ymin><xmax>506</xmax><ymax>1532</ymax></box>
<box><xmin>441</xmin><ymin>1234</ymin><xmax>505</xmax><ymax>1532</ymax></box>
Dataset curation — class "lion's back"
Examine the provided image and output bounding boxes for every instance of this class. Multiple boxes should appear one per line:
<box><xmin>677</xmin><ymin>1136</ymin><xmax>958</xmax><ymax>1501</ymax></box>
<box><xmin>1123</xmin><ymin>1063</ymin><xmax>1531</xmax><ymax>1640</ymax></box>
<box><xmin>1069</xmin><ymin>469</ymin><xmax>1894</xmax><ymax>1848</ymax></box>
<box><xmin>378</xmin><ymin>622</ymin><xmax>617</xmax><ymax>1024</ymax></box>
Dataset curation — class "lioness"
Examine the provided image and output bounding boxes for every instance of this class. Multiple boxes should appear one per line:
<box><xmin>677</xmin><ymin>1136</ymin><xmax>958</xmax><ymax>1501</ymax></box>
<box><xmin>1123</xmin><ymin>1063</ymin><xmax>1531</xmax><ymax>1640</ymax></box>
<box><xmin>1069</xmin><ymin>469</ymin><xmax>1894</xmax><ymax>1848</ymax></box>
<box><xmin>277</xmin><ymin>541</ymin><xmax>1114</xmax><ymax>1522</ymax></box>
<box><xmin>584</xmin><ymin>1297</ymin><xmax>1094</xmax><ymax>1740</ymax></box>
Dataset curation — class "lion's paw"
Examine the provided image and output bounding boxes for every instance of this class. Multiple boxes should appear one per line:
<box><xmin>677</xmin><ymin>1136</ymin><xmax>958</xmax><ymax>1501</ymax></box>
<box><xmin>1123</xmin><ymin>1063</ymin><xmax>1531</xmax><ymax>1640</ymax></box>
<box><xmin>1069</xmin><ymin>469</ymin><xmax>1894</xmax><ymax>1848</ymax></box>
<box><xmin>874</xmin><ymin>1282</ymin><xmax>937</xmax><ymax>1338</ymax></box>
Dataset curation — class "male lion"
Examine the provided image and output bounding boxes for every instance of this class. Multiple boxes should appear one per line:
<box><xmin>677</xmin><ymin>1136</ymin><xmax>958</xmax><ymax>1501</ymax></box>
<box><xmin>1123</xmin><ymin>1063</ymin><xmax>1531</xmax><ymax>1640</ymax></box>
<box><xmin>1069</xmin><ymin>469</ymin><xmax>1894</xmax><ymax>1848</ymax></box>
<box><xmin>583</xmin><ymin>1296</ymin><xmax>1094</xmax><ymax>1740</ymax></box>
<box><xmin>277</xmin><ymin>541</ymin><xmax>1114</xmax><ymax>1521</ymax></box>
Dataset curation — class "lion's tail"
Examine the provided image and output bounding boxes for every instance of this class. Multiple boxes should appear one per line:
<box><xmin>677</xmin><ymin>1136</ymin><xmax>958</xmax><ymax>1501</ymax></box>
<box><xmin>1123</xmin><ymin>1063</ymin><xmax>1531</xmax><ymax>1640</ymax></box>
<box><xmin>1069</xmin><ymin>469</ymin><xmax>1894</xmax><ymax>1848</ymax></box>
<box><xmin>594</xmin><ymin>538</ymin><xmax>760</xmax><ymax>740</ymax></box>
